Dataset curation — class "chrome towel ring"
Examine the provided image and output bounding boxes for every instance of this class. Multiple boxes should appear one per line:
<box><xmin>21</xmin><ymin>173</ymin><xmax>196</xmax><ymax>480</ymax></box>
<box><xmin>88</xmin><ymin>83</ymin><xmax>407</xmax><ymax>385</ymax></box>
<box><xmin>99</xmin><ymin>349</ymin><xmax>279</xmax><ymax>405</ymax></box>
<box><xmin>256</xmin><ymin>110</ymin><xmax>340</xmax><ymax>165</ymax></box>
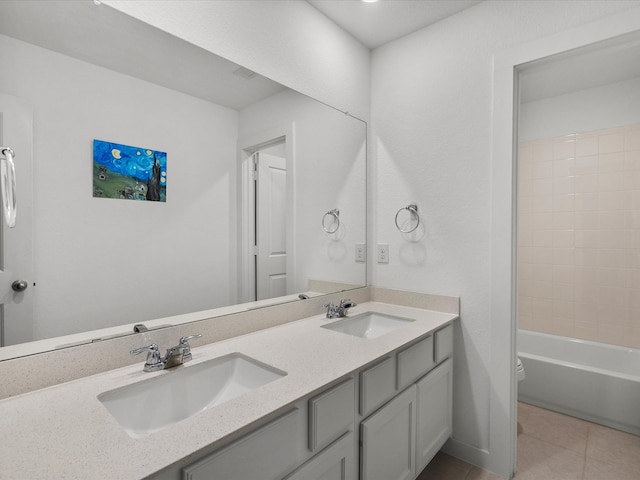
<box><xmin>322</xmin><ymin>208</ymin><xmax>340</xmax><ymax>234</ymax></box>
<box><xmin>0</xmin><ymin>147</ymin><xmax>17</xmax><ymax>228</ymax></box>
<box><xmin>395</xmin><ymin>203</ymin><xmax>419</xmax><ymax>233</ymax></box>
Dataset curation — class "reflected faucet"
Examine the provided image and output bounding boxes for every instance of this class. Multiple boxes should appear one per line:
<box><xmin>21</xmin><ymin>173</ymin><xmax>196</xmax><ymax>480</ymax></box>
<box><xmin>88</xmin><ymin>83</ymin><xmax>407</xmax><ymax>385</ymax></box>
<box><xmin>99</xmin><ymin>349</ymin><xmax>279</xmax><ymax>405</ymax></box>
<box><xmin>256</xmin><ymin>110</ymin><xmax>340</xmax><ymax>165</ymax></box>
<box><xmin>324</xmin><ymin>299</ymin><xmax>357</xmax><ymax>319</ymax></box>
<box><xmin>131</xmin><ymin>334</ymin><xmax>202</xmax><ymax>372</ymax></box>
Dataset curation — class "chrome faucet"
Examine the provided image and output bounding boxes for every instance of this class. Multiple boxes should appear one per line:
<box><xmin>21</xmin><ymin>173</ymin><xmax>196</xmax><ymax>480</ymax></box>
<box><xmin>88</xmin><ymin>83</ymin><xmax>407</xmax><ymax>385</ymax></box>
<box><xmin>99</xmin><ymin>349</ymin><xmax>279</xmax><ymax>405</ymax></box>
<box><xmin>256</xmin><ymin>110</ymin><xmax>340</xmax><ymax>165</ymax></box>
<box><xmin>131</xmin><ymin>334</ymin><xmax>202</xmax><ymax>372</ymax></box>
<box><xmin>324</xmin><ymin>299</ymin><xmax>357</xmax><ymax>319</ymax></box>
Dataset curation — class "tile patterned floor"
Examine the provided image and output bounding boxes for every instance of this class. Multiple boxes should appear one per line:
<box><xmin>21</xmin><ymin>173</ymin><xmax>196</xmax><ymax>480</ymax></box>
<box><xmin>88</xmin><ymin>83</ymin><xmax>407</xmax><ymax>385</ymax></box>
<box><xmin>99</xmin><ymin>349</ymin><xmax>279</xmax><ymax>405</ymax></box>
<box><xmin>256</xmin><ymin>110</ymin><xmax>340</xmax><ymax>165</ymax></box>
<box><xmin>417</xmin><ymin>402</ymin><xmax>640</xmax><ymax>479</ymax></box>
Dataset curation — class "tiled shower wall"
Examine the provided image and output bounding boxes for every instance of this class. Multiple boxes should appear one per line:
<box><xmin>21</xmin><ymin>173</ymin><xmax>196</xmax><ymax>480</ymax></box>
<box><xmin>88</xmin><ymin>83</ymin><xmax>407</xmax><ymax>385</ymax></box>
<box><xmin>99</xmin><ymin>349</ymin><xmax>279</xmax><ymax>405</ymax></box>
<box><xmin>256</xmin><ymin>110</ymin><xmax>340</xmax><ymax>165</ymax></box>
<box><xmin>518</xmin><ymin>123</ymin><xmax>640</xmax><ymax>349</ymax></box>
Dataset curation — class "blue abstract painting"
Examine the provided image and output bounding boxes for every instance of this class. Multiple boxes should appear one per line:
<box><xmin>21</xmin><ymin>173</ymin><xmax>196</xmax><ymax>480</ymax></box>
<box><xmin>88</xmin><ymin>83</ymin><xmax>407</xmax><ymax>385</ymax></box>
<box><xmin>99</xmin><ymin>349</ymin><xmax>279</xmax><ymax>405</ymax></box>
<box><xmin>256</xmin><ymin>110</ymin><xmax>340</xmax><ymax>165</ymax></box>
<box><xmin>93</xmin><ymin>139</ymin><xmax>167</xmax><ymax>202</ymax></box>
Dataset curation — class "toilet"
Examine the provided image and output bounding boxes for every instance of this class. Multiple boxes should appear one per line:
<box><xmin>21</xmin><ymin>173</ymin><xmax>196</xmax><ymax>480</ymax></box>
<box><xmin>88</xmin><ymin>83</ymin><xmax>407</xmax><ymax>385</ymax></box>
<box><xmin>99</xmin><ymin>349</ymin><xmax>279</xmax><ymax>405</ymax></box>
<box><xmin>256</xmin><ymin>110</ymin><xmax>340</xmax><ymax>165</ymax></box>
<box><xmin>516</xmin><ymin>357</ymin><xmax>525</xmax><ymax>382</ymax></box>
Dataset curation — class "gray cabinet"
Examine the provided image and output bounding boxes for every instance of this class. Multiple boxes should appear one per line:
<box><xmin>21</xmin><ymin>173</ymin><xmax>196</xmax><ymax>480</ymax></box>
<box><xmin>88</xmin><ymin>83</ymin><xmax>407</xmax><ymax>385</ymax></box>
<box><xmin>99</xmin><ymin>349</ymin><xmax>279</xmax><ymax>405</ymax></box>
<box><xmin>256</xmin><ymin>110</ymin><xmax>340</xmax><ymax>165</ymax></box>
<box><xmin>182</xmin><ymin>409</ymin><xmax>301</xmax><ymax>480</ymax></box>
<box><xmin>359</xmin><ymin>356</ymin><xmax>396</xmax><ymax>416</ymax></box>
<box><xmin>435</xmin><ymin>324</ymin><xmax>453</xmax><ymax>363</ymax></box>
<box><xmin>360</xmin><ymin>325</ymin><xmax>454</xmax><ymax>480</ymax></box>
<box><xmin>286</xmin><ymin>433</ymin><xmax>356</xmax><ymax>480</ymax></box>
<box><xmin>397</xmin><ymin>335</ymin><xmax>435</xmax><ymax>389</ymax></box>
<box><xmin>309</xmin><ymin>378</ymin><xmax>355</xmax><ymax>451</ymax></box>
<box><xmin>416</xmin><ymin>358</ymin><xmax>453</xmax><ymax>472</ymax></box>
<box><xmin>171</xmin><ymin>322</ymin><xmax>454</xmax><ymax>480</ymax></box>
<box><xmin>361</xmin><ymin>385</ymin><xmax>417</xmax><ymax>480</ymax></box>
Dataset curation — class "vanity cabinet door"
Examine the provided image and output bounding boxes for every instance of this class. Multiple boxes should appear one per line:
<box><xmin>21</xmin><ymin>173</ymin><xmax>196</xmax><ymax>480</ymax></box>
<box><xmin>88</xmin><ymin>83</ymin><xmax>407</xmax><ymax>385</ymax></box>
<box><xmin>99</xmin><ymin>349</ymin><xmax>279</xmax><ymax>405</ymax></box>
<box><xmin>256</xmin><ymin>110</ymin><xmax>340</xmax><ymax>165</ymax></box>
<box><xmin>415</xmin><ymin>358</ymin><xmax>453</xmax><ymax>473</ymax></box>
<box><xmin>285</xmin><ymin>433</ymin><xmax>356</xmax><ymax>480</ymax></box>
<box><xmin>360</xmin><ymin>385</ymin><xmax>416</xmax><ymax>480</ymax></box>
<box><xmin>397</xmin><ymin>335</ymin><xmax>435</xmax><ymax>390</ymax></box>
<box><xmin>309</xmin><ymin>377</ymin><xmax>355</xmax><ymax>451</ymax></box>
<box><xmin>359</xmin><ymin>356</ymin><xmax>396</xmax><ymax>416</ymax></box>
<box><xmin>434</xmin><ymin>324</ymin><xmax>453</xmax><ymax>364</ymax></box>
<box><xmin>182</xmin><ymin>409</ymin><xmax>300</xmax><ymax>480</ymax></box>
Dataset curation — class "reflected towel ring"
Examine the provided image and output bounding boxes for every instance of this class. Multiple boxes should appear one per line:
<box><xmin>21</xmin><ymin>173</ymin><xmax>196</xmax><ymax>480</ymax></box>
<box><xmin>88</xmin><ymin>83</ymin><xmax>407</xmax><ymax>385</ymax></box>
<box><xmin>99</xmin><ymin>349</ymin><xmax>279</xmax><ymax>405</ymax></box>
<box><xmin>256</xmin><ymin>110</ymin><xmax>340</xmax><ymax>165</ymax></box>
<box><xmin>395</xmin><ymin>203</ymin><xmax>419</xmax><ymax>233</ymax></box>
<box><xmin>322</xmin><ymin>208</ymin><xmax>340</xmax><ymax>234</ymax></box>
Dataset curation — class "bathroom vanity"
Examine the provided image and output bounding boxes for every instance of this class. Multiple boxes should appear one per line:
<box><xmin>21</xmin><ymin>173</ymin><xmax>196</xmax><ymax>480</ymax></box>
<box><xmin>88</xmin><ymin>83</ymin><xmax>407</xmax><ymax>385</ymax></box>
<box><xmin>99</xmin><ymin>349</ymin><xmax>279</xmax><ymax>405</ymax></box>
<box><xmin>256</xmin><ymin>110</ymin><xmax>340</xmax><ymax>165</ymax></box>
<box><xmin>0</xmin><ymin>300</ymin><xmax>456</xmax><ymax>480</ymax></box>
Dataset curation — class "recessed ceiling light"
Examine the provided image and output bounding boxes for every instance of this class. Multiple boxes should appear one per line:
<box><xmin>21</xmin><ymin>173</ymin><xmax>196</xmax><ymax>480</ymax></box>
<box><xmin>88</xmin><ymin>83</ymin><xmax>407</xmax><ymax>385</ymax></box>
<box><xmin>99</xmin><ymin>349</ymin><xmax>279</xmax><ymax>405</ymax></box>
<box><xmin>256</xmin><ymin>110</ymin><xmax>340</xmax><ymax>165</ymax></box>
<box><xmin>362</xmin><ymin>0</ymin><xmax>379</xmax><ymax>3</ymax></box>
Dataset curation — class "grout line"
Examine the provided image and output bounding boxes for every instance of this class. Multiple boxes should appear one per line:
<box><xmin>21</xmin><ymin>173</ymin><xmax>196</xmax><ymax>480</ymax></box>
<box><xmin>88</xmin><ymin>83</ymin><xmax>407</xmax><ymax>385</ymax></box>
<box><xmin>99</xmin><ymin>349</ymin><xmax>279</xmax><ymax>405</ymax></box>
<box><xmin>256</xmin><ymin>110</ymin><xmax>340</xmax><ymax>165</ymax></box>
<box><xmin>581</xmin><ymin>424</ymin><xmax>597</xmax><ymax>480</ymax></box>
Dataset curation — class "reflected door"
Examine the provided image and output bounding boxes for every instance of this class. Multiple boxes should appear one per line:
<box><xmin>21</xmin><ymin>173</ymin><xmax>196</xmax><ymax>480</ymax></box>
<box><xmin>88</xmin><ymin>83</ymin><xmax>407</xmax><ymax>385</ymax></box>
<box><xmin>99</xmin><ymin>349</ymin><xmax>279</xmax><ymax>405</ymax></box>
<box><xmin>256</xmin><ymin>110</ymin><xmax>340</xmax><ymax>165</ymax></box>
<box><xmin>0</xmin><ymin>94</ymin><xmax>34</xmax><ymax>346</ymax></box>
<box><xmin>255</xmin><ymin>151</ymin><xmax>287</xmax><ymax>301</ymax></box>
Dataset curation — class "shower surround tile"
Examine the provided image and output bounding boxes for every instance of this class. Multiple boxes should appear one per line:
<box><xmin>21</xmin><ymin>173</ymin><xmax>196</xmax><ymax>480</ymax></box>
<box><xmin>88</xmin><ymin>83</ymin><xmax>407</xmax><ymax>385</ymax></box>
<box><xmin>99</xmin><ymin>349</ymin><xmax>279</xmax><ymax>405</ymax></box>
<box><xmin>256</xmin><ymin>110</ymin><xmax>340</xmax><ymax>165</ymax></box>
<box><xmin>518</xmin><ymin>123</ymin><xmax>640</xmax><ymax>349</ymax></box>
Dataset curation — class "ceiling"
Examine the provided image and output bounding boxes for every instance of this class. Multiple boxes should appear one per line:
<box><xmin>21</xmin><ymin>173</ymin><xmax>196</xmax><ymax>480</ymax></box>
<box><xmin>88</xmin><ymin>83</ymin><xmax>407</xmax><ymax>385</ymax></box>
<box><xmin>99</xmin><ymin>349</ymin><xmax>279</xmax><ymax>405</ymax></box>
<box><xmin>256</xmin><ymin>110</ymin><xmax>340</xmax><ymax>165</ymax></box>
<box><xmin>307</xmin><ymin>0</ymin><xmax>640</xmax><ymax>101</ymax></box>
<box><xmin>5</xmin><ymin>0</ymin><xmax>639</xmax><ymax>106</ymax></box>
<box><xmin>0</xmin><ymin>0</ymin><xmax>484</xmax><ymax>110</ymax></box>
<box><xmin>307</xmin><ymin>0</ymin><xmax>483</xmax><ymax>49</ymax></box>
<box><xmin>0</xmin><ymin>1</ymin><xmax>286</xmax><ymax>110</ymax></box>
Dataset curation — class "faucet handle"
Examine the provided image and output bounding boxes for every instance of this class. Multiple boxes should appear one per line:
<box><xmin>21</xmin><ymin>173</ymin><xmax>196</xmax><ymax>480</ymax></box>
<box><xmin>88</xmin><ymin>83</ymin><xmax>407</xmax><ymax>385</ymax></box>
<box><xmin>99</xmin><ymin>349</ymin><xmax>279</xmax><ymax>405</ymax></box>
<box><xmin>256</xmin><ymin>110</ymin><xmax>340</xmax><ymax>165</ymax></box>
<box><xmin>131</xmin><ymin>343</ymin><xmax>159</xmax><ymax>357</ymax></box>
<box><xmin>179</xmin><ymin>334</ymin><xmax>202</xmax><ymax>346</ymax></box>
<box><xmin>178</xmin><ymin>334</ymin><xmax>201</xmax><ymax>363</ymax></box>
<box><xmin>130</xmin><ymin>344</ymin><xmax>163</xmax><ymax>371</ymax></box>
<box><xmin>339</xmin><ymin>299</ymin><xmax>356</xmax><ymax>308</ymax></box>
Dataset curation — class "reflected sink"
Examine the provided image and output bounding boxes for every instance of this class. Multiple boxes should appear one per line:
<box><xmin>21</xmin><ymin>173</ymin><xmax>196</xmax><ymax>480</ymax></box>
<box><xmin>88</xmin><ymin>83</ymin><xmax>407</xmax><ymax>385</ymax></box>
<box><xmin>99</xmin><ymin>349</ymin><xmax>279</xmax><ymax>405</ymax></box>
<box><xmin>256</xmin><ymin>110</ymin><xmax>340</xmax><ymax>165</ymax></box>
<box><xmin>321</xmin><ymin>312</ymin><xmax>415</xmax><ymax>339</ymax></box>
<box><xmin>98</xmin><ymin>353</ymin><xmax>286</xmax><ymax>438</ymax></box>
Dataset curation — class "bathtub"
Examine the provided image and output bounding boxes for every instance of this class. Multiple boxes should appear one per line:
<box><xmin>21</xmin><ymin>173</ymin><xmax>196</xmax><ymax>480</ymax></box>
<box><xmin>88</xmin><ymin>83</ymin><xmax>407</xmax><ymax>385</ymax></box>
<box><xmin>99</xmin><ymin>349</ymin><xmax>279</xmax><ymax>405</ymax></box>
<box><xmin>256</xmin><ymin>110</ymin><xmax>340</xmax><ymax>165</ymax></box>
<box><xmin>518</xmin><ymin>329</ymin><xmax>640</xmax><ymax>436</ymax></box>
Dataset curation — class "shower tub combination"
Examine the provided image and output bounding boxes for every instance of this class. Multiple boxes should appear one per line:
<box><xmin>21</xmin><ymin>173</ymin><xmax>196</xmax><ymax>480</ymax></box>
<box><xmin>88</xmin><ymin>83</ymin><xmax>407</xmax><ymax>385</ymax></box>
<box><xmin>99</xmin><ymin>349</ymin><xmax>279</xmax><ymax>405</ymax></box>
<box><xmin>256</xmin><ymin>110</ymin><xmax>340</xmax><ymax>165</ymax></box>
<box><xmin>518</xmin><ymin>329</ymin><xmax>640</xmax><ymax>436</ymax></box>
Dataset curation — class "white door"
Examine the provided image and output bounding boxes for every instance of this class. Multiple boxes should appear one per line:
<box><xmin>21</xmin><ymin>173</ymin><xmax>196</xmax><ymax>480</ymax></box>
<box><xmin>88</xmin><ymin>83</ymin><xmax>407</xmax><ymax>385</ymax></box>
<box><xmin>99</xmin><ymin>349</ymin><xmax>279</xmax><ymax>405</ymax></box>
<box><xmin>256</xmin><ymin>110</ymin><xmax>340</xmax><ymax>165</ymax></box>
<box><xmin>0</xmin><ymin>94</ymin><xmax>34</xmax><ymax>346</ymax></box>
<box><xmin>255</xmin><ymin>151</ymin><xmax>287</xmax><ymax>301</ymax></box>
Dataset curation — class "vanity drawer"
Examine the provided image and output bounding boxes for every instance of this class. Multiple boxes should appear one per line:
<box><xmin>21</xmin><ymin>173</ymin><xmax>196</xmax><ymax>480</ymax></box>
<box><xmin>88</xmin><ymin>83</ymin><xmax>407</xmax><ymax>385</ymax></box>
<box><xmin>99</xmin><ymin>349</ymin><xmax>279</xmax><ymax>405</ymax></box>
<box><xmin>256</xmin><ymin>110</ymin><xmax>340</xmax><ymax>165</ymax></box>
<box><xmin>435</xmin><ymin>324</ymin><xmax>453</xmax><ymax>364</ymax></box>
<box><xmin>309</xmin><ymin>377</ymin><xmax>355</xmax><ymax>451</ymax></box>
<box><xmin>396</xmin><ymin>335</ymin><xmax>435</xmax><ymax>390</ymax></box>
<box><xmin>183</xmin><ymin>409</ymin><xmax>301</xmax><ymax>480</ymax></box>
<box><xmin>359</xmin><ymin>356</ymin><xmax>396</xmax><ymax>416</ymax></box>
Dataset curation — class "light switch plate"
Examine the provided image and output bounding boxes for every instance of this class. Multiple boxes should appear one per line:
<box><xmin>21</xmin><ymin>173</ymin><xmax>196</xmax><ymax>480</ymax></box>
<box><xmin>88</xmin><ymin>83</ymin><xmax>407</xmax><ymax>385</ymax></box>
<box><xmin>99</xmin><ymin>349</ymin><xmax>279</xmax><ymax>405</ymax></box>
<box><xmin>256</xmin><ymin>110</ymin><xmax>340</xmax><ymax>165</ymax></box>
<box><xmin>355</xmin><ymin>243</ymin><xmax>366</xmax><ymax>263</ymax></box>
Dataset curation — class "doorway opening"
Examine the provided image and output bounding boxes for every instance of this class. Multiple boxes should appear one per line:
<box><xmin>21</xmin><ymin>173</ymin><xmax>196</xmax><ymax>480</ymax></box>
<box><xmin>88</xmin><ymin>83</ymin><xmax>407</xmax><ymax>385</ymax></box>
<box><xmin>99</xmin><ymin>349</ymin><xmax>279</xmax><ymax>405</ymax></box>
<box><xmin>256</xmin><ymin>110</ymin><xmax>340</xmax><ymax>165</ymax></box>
<box><xmin>237</xmin><ymin>124</ymin><xmax>296</xmax><ymax>304</ymax></box>
<box><xmin>250</xmin><ymin>143</ymin><xmax>287</xmax><ymax>301</ymax></box>
<box><xmin>514</xmin><ymin>31</ymin><xmax>640</xmax><ymax>442</ymax></box>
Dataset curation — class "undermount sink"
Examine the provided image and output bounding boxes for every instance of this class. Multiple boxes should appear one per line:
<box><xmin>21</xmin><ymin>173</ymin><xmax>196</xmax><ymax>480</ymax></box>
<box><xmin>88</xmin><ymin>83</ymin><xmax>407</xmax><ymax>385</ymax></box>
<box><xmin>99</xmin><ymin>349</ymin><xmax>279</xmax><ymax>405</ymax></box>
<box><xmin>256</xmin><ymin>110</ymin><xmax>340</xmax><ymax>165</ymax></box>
<box><xmin>321</xmin><ymin>312</ymin><xmax>415</xmax><ymax>339</ymax></box>
<box><xmin>98</xmin><ymin>353</ymin><xmax>286</xmax><ymax>438</ymax></box>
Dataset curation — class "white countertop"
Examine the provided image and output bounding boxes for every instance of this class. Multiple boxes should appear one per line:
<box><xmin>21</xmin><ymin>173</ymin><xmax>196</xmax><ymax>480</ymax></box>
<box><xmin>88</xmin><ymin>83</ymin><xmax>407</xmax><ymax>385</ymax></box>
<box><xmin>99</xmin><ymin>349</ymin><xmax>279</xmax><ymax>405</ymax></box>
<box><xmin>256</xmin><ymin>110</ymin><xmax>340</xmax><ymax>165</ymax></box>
<box><xmin>0</xmin><ymin>302</ymin><xmax>456</xmax><ymax>480</ymax></box>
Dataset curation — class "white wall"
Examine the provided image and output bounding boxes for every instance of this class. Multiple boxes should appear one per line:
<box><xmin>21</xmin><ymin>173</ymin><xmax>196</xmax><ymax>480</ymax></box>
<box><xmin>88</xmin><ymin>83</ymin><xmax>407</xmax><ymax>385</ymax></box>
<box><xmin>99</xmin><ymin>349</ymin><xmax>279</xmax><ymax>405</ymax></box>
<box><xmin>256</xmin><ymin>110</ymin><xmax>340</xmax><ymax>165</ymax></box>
<box><xmin>238</xmin><ymin>90</ymin><xmax>367</xmax><ymax>292</ymax></box>
<box><xmin>0</xmin><ymin>34</ymin><xmax>238</xmax><ymax>338</ymax></box>
<box><xmin>520</xmin><ymin>77</ymin><xmax>640</xmax><ymax>140</ymax></box>
<box><xmin>370</xmin><ymin>0</ymin><xmax>640</xmax><ymax>476</ymax></box>
<box><xmin>101</xmin><ymin>0</ymin><xmax>371</xmax><ymax>122</ymax></box>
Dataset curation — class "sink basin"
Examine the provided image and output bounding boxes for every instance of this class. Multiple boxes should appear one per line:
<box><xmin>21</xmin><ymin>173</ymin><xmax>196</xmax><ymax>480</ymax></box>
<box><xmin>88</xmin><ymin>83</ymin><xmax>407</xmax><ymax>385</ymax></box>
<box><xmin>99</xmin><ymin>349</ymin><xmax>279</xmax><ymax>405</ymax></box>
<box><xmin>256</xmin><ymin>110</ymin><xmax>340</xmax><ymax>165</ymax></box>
<box><xmin>321</xmin><ymin>312</ymin><xmax>415</xmax><ymax>339</ymax></box>
<box><xmin>98</xmin><ymin>353</ymin><xmax>286</xmax><ymax>438</ymax></box>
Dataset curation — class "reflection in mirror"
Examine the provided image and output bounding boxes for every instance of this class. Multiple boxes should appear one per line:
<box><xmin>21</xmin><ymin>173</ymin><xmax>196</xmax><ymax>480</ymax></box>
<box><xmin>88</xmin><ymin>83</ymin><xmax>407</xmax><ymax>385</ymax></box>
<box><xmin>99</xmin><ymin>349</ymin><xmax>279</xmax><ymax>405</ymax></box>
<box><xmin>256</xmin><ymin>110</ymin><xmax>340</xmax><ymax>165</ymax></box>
<box><xmin>0</xmin><ymin>1</ymin><xmax>367</xmax><ymax>360</ymax></box>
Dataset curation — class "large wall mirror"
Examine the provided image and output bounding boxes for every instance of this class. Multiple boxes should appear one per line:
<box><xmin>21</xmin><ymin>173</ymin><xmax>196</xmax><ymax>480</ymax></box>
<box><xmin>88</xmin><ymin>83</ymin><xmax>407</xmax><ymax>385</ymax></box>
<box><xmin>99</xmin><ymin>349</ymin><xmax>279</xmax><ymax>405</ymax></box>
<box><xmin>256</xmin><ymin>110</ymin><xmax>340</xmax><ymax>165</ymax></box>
<box><xmin>0</xmin><ymin>1</ymin><xmax>367</xmax><ymax>360</ymax></box>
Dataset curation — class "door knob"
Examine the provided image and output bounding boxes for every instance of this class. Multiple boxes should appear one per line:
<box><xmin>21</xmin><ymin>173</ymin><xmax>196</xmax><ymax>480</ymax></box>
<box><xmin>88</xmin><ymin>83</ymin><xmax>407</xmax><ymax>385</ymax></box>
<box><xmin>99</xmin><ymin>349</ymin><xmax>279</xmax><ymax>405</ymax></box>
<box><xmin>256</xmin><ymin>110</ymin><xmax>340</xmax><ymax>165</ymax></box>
<box><xmin>11</xmin><ymin>280</ymin><xmax>28</xmax><ymax>292</ymax></box>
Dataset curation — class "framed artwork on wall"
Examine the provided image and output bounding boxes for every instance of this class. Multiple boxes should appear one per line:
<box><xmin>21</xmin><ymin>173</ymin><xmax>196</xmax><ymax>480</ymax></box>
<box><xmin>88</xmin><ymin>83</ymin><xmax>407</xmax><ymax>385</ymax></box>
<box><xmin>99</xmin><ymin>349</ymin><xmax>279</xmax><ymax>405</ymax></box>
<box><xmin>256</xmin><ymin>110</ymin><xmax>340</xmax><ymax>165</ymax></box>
<box><xmin>92</xmin><ymin>139</ymin><xmax>167</xmax><ymax>202</ymax></box>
